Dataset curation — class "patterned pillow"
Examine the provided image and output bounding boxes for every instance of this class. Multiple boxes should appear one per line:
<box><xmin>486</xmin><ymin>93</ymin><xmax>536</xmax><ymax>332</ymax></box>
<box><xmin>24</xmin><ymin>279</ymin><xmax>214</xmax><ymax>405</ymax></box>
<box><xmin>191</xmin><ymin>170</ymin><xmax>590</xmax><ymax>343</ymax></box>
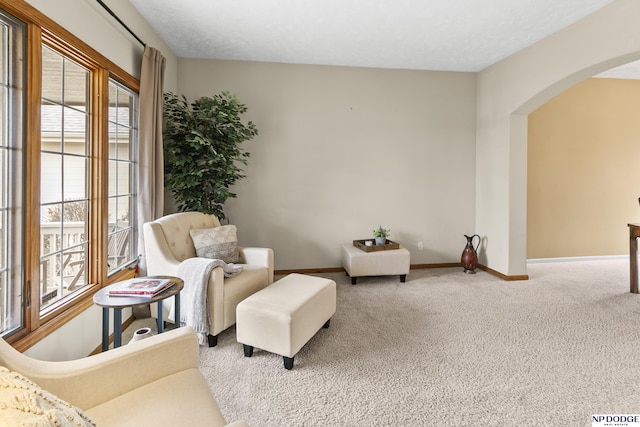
<box><xmin>189</xmin><ymin>225</ymin><xmax>241</xmax><ymax>263</ymax></box>
<box><xmin>0</xmin><ymin>366</ymin><xmax>95</xmax><ymax>426</ymax></box>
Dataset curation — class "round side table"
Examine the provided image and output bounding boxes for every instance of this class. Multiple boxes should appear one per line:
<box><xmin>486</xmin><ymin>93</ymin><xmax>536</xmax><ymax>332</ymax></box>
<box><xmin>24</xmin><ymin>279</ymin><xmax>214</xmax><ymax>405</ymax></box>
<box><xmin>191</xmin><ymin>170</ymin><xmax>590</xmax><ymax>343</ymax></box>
<box><xmin>93</xmin><ymin>276</ymin><xmax>183</xmax><ymax>351</ymax></box>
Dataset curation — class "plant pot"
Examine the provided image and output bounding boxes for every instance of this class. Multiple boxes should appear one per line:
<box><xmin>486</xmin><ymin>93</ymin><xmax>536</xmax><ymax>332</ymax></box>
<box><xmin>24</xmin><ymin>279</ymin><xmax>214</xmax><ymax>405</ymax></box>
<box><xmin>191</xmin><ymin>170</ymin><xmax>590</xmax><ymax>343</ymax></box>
<box><xmin>375</xmin><ymin>237</ymin><xmax>386</xmax><ymax>246</ymax></box>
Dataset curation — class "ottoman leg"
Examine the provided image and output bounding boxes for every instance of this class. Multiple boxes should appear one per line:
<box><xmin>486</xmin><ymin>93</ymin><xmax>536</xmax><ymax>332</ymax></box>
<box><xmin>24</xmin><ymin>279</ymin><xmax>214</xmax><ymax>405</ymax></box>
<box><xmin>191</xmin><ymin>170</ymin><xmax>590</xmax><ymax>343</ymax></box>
<box><xmin>400</xmin><ymin>274</ymin><xmax>406</xmax><ymax>283</ymax></box>
<box><xmin>351</xmin><ymin>277</ymin><xmax>357</xmax><ymax>285</ymax></box>
<box><xmin>208</xmin><ymin>334</ymin><xmax>218</xmax><ymax>347</ymax></box>
<box><xmin>323</xmin><ymin>318</ymin><xmax>331</xmax><ymax>328</ymax></box>
<box><xmin>283</xmin><ymin>356</ymin><xmax>294</xmax><ymax>370</ymax></box>
<box><xmin>243</xmin><ymin>344</ymin><xmax>254</xmax><ymax>357</ymax></box>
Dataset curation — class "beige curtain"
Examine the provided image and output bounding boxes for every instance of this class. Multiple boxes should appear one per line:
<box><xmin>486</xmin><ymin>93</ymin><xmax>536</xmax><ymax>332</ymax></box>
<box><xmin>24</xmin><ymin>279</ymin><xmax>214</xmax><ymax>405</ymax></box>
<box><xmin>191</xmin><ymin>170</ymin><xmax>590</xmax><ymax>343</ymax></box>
<box><xmin>137</xmin><ymin>46</ymin><xmax>166</xmax><ymax>275</ymax></box>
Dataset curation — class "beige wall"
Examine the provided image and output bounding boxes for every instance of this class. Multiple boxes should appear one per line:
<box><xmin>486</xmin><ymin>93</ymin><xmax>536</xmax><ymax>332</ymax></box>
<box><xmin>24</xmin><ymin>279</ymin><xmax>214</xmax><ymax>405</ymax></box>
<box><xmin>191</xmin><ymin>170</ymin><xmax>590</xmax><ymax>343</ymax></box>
<box><xmin>527</xmin><ymin>78</ymin><xmax>640</xmax><ymax>259</ymax></box>
<box><xmin>176</xmin><ymin>60</ymin><xmax>477</xmax><ymax>270</ymax></box>
<box><xmin>476</xmin><ymin>0</ymin><xmax>640</xmax><ymax>276</ymax></box>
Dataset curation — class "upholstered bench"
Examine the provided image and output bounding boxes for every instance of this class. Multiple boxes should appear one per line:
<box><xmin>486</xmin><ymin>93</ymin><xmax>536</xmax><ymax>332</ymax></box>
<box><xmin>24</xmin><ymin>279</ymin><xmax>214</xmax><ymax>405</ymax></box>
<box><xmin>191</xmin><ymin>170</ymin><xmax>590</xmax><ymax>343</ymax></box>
<box><xmin>236</xmin><ymin>273</ymin><xmax>336</xmax><ymax>370</ymax></box>
<box><xmin>342</xmin><ymin>244</ymin><xmax>410</xmax><ymax>284</ymax></box>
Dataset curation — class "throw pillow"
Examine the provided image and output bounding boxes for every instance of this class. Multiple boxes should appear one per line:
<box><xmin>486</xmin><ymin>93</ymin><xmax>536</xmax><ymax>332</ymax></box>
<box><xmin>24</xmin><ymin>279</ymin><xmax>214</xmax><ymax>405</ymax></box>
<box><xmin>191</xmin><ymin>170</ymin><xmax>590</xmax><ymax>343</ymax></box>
<box><xmin>0</xmin><ymin>366</ymin><xmax>95</xmax><ymax>426</ymax></box>
<box><xmin>189</xmin><ymin>225</ymin><xmax>241</xmax><ymax>263</ymax></box>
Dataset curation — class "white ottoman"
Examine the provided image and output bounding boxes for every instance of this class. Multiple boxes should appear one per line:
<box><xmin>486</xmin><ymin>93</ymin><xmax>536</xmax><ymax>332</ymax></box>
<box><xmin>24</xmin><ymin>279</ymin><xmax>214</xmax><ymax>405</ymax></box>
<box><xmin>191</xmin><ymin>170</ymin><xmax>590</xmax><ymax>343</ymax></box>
<box><xmin>236</xmin><ymin>273</ymin><xmax>336</xmax><ymax>370</ymax></box>
<box><xmin>342</xmin><ymin>244</ymin><xmax>411</xmax><ymax>284</ymax></box>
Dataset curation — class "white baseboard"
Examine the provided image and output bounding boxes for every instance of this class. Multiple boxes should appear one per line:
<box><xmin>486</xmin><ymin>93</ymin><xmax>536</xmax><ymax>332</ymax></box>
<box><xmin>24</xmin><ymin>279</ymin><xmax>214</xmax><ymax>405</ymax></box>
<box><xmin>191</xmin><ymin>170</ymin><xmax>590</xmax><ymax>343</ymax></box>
<box><xmin>527</xmin><ymin>255</ymin><xmax>628</xmax><ymax>264</ymax></box>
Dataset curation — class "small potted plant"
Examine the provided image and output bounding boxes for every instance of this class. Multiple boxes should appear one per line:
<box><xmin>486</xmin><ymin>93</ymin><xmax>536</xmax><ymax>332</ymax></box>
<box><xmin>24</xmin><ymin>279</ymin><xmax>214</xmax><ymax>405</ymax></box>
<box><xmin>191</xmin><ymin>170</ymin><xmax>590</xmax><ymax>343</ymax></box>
<box><xmin>373</xmin><ymin>226</ymin><xmax>390</xmax><ymax>246</ymax></box>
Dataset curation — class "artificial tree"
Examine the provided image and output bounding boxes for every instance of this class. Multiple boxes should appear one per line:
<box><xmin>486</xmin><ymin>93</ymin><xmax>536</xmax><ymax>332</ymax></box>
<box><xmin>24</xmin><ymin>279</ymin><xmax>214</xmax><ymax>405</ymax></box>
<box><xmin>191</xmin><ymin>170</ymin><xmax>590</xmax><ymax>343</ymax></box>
<box><xmin>163</xmin><ymin>91</ymin><xmax>258</xmax><ymax>221</ymax></box>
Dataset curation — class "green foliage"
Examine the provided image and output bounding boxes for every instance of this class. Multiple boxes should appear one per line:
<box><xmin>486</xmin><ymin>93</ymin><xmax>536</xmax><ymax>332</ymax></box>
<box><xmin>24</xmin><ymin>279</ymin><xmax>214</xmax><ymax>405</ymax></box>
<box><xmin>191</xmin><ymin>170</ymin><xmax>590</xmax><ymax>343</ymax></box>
<box><xmin>373</xmin><ymin>226</ymin><xmax>390</xmax><ymax>238</ymax></box>
<box><xmin>163</xmin><ymin>91</ymin><xmax>258</xmax><ymax>220</ymax></box>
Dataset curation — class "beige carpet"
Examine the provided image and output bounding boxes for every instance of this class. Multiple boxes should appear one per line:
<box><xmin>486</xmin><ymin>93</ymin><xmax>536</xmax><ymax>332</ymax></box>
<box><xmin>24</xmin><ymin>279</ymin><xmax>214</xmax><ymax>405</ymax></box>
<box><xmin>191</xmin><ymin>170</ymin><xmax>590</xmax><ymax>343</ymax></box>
<box><xmin>127</xmin><ymin>259</ymin><xmax>640</xmax><ymax>426</ymax></box>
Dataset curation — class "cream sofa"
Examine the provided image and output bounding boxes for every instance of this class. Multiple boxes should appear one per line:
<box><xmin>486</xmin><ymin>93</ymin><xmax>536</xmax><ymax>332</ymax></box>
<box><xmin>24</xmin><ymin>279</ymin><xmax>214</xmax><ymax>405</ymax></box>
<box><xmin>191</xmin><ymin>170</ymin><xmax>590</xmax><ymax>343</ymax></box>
<box><xmin>143</xmin><ymin>212</ymin><xmax>274</xmax><ymax>346</ymax></box>
<box><xmin>0</xmin><ymin>327</ymin><xmax>248</xmax><ymax>426</ymax></box>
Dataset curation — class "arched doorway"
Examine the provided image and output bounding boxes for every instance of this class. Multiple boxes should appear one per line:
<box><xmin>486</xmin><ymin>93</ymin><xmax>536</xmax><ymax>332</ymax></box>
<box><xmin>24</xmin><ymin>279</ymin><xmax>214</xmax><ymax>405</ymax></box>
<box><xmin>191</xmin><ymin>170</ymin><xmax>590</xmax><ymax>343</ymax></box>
<box><xmin>475</xmin><ymin>0</ymin><xmax>640</xmax><ymax>278</ymax></box>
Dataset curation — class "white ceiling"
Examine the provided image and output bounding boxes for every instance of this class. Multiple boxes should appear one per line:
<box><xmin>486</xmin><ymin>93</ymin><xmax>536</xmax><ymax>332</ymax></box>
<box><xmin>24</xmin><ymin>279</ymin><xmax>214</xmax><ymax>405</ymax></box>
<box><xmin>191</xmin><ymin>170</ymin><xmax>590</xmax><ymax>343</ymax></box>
<box><xmin>130</xmin><ymin>0</ymin><xmax>630</xmax><ymax>74</ymax></box>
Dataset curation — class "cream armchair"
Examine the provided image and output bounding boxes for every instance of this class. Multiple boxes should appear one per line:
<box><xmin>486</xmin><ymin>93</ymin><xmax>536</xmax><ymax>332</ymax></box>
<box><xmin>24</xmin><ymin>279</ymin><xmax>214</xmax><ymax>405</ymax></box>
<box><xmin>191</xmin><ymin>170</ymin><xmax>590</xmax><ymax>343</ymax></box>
<box><xmin>0</xmin><ymin>327</ymin><xmax>248</xmax><ymax>426</ymax></box>
<box><xmin>143</xmin><ymin>212</ymin><xmax>274</xmax><ymax>346</ymax></box>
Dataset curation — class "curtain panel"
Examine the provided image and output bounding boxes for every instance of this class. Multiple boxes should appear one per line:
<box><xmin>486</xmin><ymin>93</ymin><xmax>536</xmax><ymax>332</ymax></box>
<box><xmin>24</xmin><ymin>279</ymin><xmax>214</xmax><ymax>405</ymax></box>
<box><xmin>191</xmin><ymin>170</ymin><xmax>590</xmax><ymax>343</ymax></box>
<box><xmin>137</xmin><ymin>46</ymin><xmax>166</xmax><ymax>275</ymax></box>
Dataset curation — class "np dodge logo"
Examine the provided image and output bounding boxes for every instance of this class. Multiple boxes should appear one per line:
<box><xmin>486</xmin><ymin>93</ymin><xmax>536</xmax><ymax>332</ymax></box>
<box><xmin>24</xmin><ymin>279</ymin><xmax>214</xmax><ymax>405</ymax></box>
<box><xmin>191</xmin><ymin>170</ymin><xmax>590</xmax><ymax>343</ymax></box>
<box><xmin>592</xmin><ymin>414</ymin><xmax>640</xmax><ymax>426</ymax></box>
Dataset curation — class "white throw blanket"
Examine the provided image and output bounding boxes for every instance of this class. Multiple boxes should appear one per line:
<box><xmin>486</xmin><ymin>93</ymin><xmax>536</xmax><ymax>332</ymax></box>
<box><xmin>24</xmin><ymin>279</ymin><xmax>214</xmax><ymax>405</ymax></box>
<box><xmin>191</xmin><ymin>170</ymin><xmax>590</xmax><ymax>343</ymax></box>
<box><xmin>169</xmin><ymin>258</ymin><xmax>243</xmax><ymax>345</ymax></box>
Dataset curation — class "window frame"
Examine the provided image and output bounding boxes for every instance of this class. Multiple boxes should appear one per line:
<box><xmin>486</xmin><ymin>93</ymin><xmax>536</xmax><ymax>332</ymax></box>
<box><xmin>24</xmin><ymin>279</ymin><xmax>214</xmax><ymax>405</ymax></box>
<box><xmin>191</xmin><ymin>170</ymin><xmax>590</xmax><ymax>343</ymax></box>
<box><xmin>0</xmin><ymin>9</ymin><xmax>26</xmax><ymax>338</ymax></box>
<box><xmin>0</xmin><ymin>0</ymin><xmax>141</xmax><ymax>351</ymax></box>
<box><xmin>106</xmin><ymin>80</ymin><xmax>138</xmax><ymax>276</ymax></box>
<box><xmin>39</xmin><ymin>42</ymin><xmax>93</xmax><ymax>315</ymax></box>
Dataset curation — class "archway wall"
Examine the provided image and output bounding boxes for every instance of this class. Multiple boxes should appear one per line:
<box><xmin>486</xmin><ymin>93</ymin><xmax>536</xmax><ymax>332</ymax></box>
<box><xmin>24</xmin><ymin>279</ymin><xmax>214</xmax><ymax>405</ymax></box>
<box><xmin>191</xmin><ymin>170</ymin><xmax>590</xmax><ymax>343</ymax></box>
<box><xmin>476</xmin><ymin>0</ymin><xmax>640</xmax><ymax>276</ymax></box>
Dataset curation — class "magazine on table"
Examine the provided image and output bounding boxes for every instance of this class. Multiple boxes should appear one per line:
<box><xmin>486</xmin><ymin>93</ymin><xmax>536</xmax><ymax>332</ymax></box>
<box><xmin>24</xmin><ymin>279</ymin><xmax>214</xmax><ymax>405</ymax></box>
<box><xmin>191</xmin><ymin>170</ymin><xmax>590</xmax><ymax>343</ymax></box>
<box><xmin>108</xmin><ymin>278</ymin><xmax>173</xmax><ymax>297</ymax></box>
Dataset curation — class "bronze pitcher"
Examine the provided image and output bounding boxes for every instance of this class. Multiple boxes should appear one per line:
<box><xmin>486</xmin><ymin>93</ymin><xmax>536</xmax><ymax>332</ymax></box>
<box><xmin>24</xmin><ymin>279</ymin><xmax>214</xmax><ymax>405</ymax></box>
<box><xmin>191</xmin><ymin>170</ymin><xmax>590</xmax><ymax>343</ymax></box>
<box><xmin>461</xmin><ymin>234</ymin><xmax>480</xmax><ymax>274</ymax></box>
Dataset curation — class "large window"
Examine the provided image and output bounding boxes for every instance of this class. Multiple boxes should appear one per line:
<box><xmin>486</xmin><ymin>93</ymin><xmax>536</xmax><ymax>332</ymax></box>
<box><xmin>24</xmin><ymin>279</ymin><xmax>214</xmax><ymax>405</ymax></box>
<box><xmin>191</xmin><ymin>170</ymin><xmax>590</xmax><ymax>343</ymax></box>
<box><xmin>40</xmin><ymin>46</ymin><xmax>90</xmax><ymax>312</ymax></box>
<box><xmin>0</xmin><ymin>1</ymin><xmax>141</xmax><ymax>346</ymax></box>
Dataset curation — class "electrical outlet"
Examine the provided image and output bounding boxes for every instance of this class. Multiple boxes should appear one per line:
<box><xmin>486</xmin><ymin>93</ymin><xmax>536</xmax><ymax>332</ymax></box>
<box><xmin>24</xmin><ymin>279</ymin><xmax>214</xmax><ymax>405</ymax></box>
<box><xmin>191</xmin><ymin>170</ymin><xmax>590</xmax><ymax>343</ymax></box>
<box><xmin>417</xmin><ymin>241</ymin><xmax>423</xmax><ymax>250</ymax></box>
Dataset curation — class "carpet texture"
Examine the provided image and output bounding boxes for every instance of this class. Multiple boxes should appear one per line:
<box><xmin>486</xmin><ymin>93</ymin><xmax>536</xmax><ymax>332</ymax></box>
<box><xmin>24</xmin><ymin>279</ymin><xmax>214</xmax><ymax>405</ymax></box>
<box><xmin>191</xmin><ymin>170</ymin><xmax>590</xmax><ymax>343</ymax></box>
<box><xmin>129</xmin><ymin>259</ymin><xmax>640</xmax><ymax>426</ymax></box>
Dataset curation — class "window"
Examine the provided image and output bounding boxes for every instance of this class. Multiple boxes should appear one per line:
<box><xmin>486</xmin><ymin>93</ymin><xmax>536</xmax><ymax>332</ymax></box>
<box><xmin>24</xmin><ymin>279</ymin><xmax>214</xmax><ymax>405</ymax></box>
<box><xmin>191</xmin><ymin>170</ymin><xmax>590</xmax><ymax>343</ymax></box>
<box><xmin>0</xmin><ymin>10</ymin><xmax>24</xmax><ymax>336</ymax></box>
<box><xmin>40</xmin><ymin>46</ymin><xmax>90</xmax><ymax>312</ymax></box>
<box><xmin>0</xmin><ymin>1</ymin><xmax>141</xmax><ymax>346</ymax></box>
<box><xmin>107</xmin><ymin>81</ymin><xmax>137</xmax><ymax>274</ymax></box>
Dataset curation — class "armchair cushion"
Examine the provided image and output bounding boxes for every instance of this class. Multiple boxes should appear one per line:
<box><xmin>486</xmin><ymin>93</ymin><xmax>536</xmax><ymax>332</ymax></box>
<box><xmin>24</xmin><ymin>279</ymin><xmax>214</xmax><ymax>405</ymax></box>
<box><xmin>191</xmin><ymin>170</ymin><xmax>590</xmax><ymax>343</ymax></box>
<box><xmin>0</xmin><ymin>367</ymin><xmax>94</xmax><ymax>426</ymax></box>
<box><xmin>85</xmin><ymin>368</ymin><xmax>222</xmax><ymax>427</ymax></box>
<box><xmin>190</xmin><ymin>225</ymin><xmax>240</xmax><ymax>263</ymax></box>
